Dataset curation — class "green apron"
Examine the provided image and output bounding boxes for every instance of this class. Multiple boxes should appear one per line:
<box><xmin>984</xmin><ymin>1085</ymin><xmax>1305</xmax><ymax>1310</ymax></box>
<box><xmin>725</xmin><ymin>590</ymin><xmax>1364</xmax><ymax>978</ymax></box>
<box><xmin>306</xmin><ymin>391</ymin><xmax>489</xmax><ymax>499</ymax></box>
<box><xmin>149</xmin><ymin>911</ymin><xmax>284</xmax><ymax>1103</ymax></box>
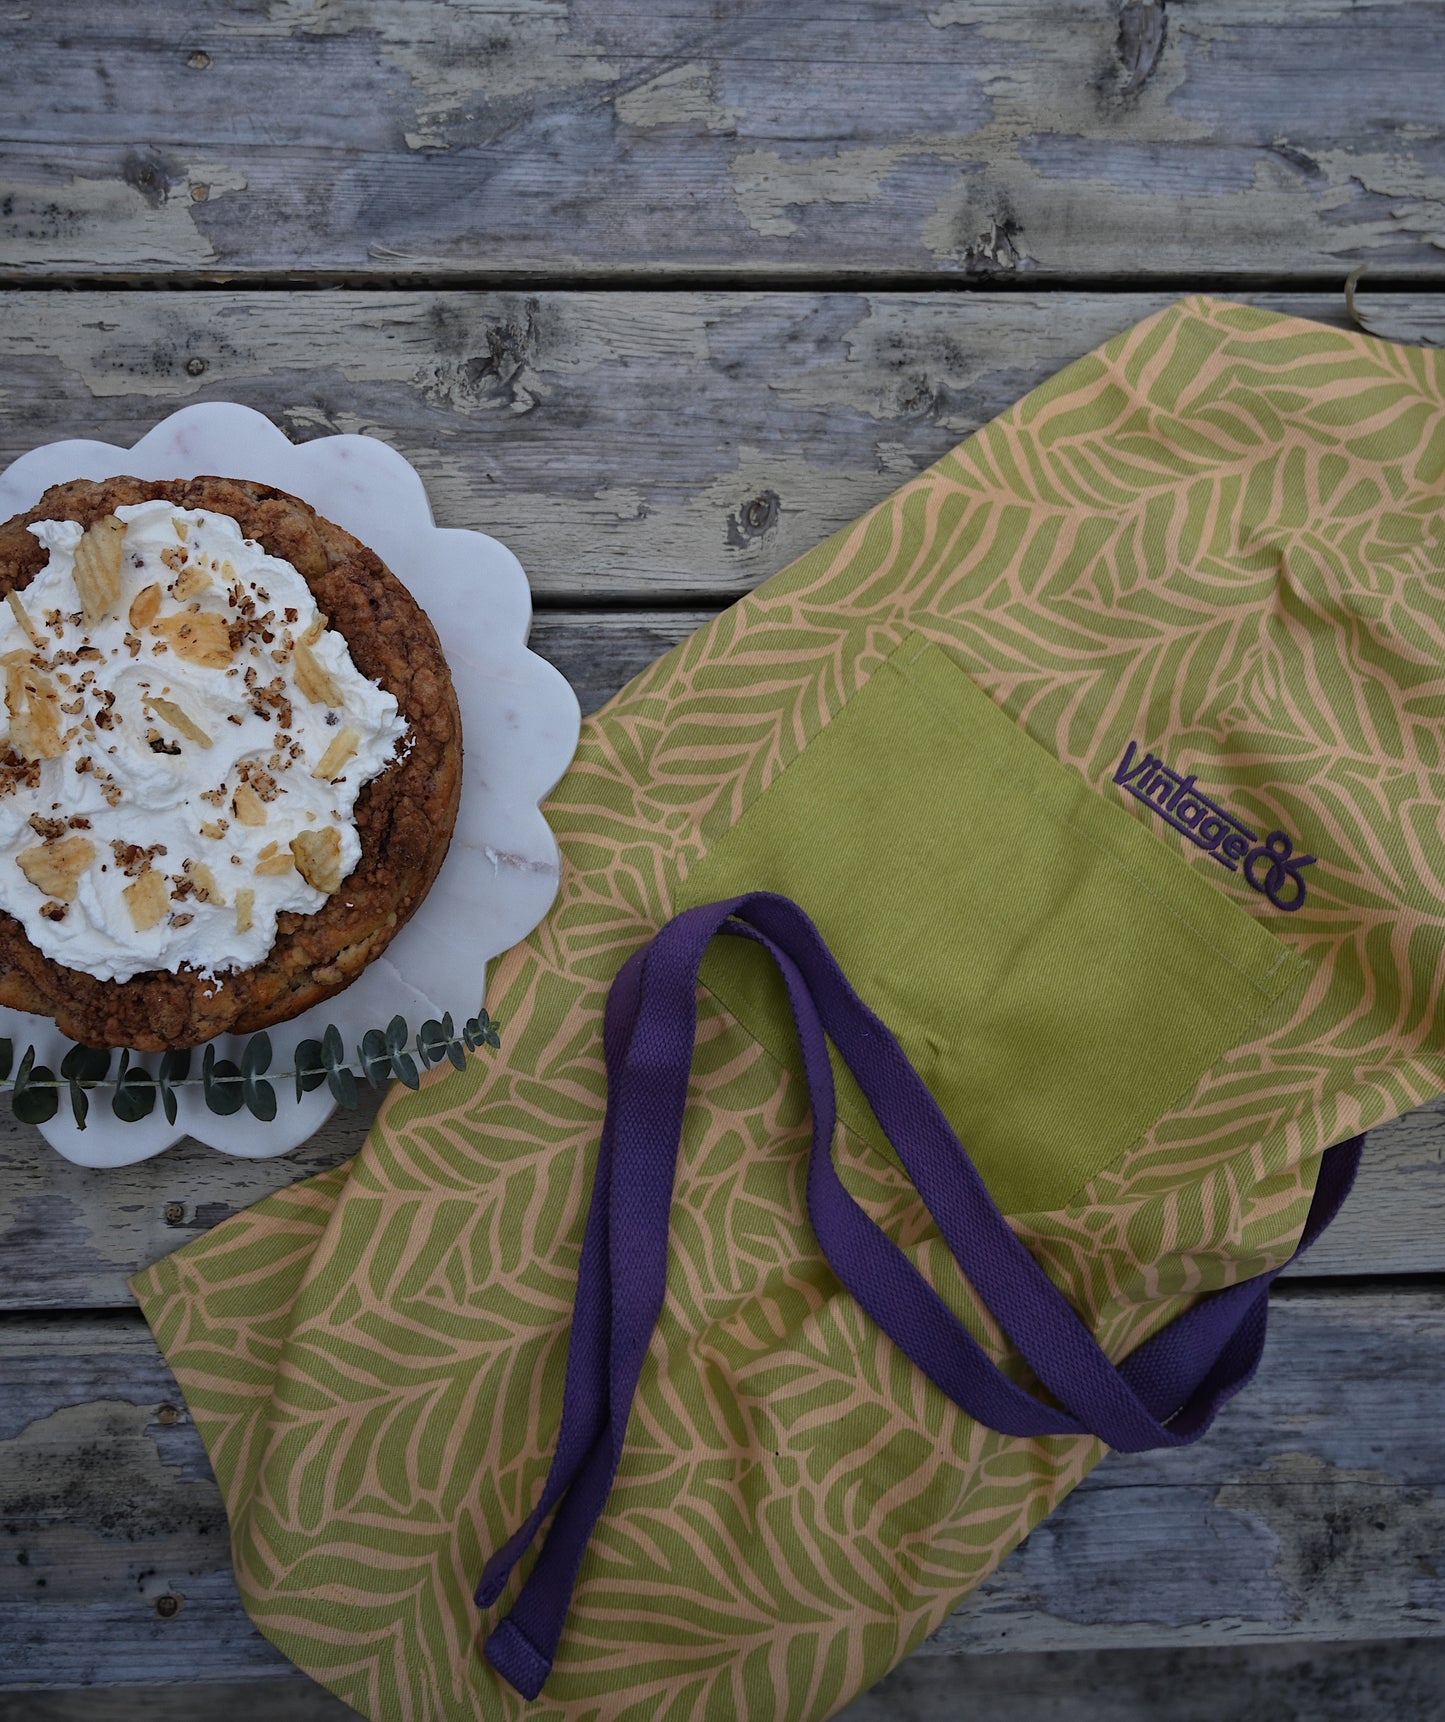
<box><xmin>133</xmin><ymin>296</ymin><xmax>1445</xmax><ymax>1721</ymax></box>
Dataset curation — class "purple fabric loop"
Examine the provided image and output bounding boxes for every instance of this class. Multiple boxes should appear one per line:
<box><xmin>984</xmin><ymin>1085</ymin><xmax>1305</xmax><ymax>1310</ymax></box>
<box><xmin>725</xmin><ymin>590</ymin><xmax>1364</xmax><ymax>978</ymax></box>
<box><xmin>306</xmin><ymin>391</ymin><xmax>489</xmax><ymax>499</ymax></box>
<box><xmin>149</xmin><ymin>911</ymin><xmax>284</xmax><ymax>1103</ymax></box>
<box><xmin>478</xmin><ymin>892</ymin><xmax>1361</xmax><ymax>1698</ymax></box>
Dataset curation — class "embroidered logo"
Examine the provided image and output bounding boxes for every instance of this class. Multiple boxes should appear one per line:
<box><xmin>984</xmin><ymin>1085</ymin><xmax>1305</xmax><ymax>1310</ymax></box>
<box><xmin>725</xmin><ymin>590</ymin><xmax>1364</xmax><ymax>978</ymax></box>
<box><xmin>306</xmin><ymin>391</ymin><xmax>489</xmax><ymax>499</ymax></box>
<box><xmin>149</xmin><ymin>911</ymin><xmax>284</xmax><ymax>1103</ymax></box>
<box><xmin>1114</xmin><ymin>742</ymin><xmax>1315</xmax><ymax>912</ymax></box>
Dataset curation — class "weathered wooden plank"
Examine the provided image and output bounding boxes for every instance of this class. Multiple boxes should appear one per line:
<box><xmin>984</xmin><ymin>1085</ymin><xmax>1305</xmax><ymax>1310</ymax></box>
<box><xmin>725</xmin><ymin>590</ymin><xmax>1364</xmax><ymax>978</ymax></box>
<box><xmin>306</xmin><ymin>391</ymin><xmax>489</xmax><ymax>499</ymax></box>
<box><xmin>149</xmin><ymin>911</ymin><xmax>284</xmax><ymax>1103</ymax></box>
<box><xmin>2</xmin><ymin>1290</ymin><xmax>1442</xmax><ymax>1686</ymax></box>
<box><xmin>0</xmin><ymin>289</ymin><xmax>1440</xmax><ymax>605</ymax></box>
<box><xmin>852</xmin><ymin>1641</ymin><xmax>1445</xmax><ymax>1722</ymax></box>
<box><xmin>8</xmin><ymin>1639</ymin><xmax>1445</xmax><ymax>1719</ymax></box>
<box><xmin>0</xmin><ymin>1092</ymin><xmax>382</xmax><ymax>1312</ymax></box>
<box><xmin>3</xmin><ymin>2</ymin><xmax>1445</xmax><ymax>282</ymax></box>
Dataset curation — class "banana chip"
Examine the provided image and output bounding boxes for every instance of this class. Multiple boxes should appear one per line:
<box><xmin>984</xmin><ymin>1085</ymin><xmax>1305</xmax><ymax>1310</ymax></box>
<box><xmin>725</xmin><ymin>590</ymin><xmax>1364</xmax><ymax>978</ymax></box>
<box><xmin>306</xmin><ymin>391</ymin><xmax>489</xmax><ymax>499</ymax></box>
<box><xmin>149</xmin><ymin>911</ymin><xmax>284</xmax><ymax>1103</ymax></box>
<box><xmin>5</xmin><ymin>590</ymin><xmax>44</xmax><ymax>647</ymax></box>
<box><xmin>129</xmin><ymin>582</ymin><xmax>162</xmax><ymax>629</ymax></box>
<box><xmin>4</xmin><ymin>656</ymin><xmax>63</xmax><ymax>760</ymax></box>
<box><xmin>17</xmin><ymin>834</ymin><xmax>95</xmax><ymax>902</ymax></box>
<box><xmin>144</xmin><ymin>695</ymin><xmax>213</xmax><ymax>748</ymax></box>
<box><xmin>291</xmin><ymin>825</ymin><xmax>343</xmax><ymax>894</ymax></box>
<box><xmin>312</xmin><ymin>725</ymin><xmax>359</xmax><ymax>781</ymax></box>
<box><xmin>155</xmin><ymin>609</ymin><xmax>232</xmax><ymax>669</ymax></box>
<box><xmin>123</xmin><ymin>866</ymin><xmax>169</xmax><ymax>931</ymax></box>
<box><xmin>232</xmin><ymin>782</ymin><xmax>267</xmax><ymax>826</ymax></box>
<box><xmin>72</xmin><ymin>515</ymin><xmax>125</xmax><ymax>623</ymax></box>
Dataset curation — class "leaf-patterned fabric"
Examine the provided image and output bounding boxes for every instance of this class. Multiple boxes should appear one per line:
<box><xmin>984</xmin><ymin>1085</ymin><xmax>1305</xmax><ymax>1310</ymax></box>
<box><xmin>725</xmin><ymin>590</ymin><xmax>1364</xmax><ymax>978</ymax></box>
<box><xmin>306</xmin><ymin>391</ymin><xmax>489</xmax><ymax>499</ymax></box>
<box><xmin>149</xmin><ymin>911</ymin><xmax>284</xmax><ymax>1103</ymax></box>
<box><xmin>132</xmin><ymin>296</ymin><xmax>1445</xmax><ymax>1722</ymax></box>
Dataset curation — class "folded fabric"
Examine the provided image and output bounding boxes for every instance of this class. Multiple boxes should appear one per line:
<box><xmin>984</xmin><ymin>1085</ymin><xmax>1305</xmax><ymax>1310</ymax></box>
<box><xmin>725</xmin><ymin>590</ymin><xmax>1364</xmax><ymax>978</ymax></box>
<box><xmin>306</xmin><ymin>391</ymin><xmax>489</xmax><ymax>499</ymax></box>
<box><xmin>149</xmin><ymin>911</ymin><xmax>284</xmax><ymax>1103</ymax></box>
<box><xmin>132</xmin><ymin>296</ymin><xmax>1445</xmax><ymax>1722</ymax></box>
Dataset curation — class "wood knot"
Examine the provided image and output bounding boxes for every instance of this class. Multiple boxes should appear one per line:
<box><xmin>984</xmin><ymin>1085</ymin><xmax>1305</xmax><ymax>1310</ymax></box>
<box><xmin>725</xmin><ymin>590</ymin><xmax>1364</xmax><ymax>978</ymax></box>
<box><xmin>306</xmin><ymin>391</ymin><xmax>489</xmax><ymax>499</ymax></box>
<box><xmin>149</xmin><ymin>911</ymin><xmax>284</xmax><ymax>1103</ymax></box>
<box><xmin>726</xmin><ymin>490</ymin><xmax>781</xmax><ymax>548</ymax></box>
<box><xmin>1116</xmin><ymin>0</ymin><xmax>1166</xmax><ymax>96</ymax></box>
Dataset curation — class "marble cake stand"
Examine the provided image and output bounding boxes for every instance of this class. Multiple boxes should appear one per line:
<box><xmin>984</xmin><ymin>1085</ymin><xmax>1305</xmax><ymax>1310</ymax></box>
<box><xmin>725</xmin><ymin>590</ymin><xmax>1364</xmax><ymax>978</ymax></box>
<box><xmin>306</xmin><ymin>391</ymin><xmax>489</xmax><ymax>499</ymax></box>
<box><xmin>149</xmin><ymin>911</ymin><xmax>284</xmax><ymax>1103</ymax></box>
<box><xmin>0</xmin><ymin>404</ymin><xmax>580</xmax><ymax>1167</ymax></box>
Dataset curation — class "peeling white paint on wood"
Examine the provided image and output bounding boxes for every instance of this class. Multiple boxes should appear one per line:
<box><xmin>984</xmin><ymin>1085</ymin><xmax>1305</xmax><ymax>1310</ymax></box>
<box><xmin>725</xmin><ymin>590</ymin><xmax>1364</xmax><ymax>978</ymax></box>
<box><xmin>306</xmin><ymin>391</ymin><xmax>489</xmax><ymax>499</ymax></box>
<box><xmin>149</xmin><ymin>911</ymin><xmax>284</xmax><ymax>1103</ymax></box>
<box><xmin>1</xmin><ymin>289</ymin><xmax>1434</xmax><ymax>603</ymax></box>
<box><xmin>0</xmin><ymin>160</ymin><xmax>248</xmax><ymax>269</ymax></box>
<box><xmin>3</xmin><ymin>1</ymin><xmax>1444</xmax><ymax>278</ymax></box>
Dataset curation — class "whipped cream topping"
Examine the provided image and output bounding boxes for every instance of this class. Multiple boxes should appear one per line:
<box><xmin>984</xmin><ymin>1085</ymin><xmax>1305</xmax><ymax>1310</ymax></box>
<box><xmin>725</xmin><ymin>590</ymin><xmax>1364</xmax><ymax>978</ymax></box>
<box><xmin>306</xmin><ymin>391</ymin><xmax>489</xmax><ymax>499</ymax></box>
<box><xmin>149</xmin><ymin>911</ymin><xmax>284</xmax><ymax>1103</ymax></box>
<box><xmin>0</xmin><ymin>501</ymin><xmax>406</xmax><ymax>982</ymax></box>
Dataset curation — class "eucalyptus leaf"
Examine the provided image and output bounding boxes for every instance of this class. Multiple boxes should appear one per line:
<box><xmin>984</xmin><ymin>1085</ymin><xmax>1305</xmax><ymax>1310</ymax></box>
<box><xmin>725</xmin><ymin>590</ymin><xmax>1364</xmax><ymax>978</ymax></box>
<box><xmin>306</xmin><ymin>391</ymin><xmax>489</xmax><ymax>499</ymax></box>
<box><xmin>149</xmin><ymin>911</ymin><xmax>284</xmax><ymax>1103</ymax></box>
<box><xmin>326</xmin><ymin>1061</ymin><xmax>358</xmax><ymax>1109</ymax></box>
<box><xmin>0</xmin><ymin>1009</ymin><xmax>495</xmax><ymax>1133</ymax></box>
<box><xmin>294</xmin><ymin>1039</ymin><xmax>327</xmax><ymax>1101</ymax></box>
<box><xmin>113</xmin><ymin>1068</ymin><xmax>157</xmax><ymax>1122</ymax></box>
<box><xmin>242</xmin><ymin>1032</ymin><xmax>272</xmax><ymax>1079</ymax></box>
<box><xmin>14</xmin><ymin>1063</ymin><xmax>58</xmax><ymax>1124</ymax></box>
<box><xmin>243</xmin><ymin>1072</ymin><xmax>278</xmax><ymax>1122</ymax></box>
<box><xmin>416</xmin><ymin>1019</ymin><xmax>447</xmax><ymax>1068</ymax></box>
<box><xmin>158</xmin><ymin>1048</ymin><xmax>192</xmax><ymax>1085</ymax></box>
<box><xmin>61</xmin><ymin>1044</ymin><xmax>110</xmax><ymax>1086</ymax></box>
<box><xmin>203</xmin><ymin>1054</ymin><xmax>245</xmax><ymax>1116</ymax></box>
<box><xmin>359</xmin><ymin>1028</ymin><xmax>390</xmax><ymax>1088</ymax></box>
<box><xmin>437</xmin><ymin>1010</ymin><xmax>467</xmax><ymax>1070</ymax></box>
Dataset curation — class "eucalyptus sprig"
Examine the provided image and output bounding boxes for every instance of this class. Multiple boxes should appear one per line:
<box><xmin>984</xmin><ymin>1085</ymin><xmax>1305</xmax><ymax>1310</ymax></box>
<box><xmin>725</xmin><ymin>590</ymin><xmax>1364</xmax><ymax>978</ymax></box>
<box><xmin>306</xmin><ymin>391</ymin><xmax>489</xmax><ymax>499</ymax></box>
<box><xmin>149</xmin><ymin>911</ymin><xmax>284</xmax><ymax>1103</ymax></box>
<box><xmin>3</xmin><ymin>1009</ymin><xmax>500</xmax><ymax>1130</ymax></box>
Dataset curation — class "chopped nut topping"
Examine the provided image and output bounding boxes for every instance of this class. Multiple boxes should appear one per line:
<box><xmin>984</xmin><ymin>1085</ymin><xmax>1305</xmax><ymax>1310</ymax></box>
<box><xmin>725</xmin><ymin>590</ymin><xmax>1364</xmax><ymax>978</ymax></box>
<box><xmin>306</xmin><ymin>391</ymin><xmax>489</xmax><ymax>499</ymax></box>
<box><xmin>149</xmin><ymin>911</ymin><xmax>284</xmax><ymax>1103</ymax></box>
<box><xmin>17</xmin><ymin>833</ymin><xmax>95</xmax><ymax>901</ymax></box>
<box><xmin>199</xmin><ymin>818</ymin><xmax>229</xmax><ymax>841</ymax></box>
<box><xmin>254</xmin><ymin>844</ymin><xmax>294</xmax><ymax>876</ymax></box>
<box><xmin>110</xmin><ymin>839</ymin><xmax>167</xmax><ymax>878</ymax></box>
<box><xmin>237</xmin><ymin>760</ymin><xmax>279</xmax><ymax>802</ymax></box>
<box><xmin>235</xmin><ymin>887</ymin><xmax>254</xmax><ymax>933</ymax></box>
<box><xmin>38</xmin><ymin>899</ymin><xmax>67</xmax><ymax>921</ymax></box>
<box><xmin>0</xmin><ymin>746</ymin><xmax>41</xmax><ymax>797</ymax></box>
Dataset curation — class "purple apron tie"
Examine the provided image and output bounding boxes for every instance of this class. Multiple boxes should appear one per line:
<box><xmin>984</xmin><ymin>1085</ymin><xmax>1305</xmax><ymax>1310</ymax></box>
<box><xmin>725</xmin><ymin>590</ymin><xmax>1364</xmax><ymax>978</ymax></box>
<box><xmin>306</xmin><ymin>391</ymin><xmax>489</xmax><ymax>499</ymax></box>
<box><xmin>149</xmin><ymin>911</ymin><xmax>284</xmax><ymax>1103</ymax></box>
<box><xmin>477</xmin><ymin>892</ymin><xmax>1361</xmax><ymax>1698</ymax></box>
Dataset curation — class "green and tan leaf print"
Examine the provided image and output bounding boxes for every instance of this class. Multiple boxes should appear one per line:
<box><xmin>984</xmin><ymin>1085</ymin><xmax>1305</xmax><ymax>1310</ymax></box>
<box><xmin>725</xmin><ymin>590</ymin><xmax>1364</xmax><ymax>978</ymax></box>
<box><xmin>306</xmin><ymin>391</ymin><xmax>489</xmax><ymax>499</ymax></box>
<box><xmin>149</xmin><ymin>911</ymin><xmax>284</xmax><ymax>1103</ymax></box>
<box><xmin>134</xmin><ymin>297</ymin><xmax>1445</xmax><ymax>1722</ymax></box>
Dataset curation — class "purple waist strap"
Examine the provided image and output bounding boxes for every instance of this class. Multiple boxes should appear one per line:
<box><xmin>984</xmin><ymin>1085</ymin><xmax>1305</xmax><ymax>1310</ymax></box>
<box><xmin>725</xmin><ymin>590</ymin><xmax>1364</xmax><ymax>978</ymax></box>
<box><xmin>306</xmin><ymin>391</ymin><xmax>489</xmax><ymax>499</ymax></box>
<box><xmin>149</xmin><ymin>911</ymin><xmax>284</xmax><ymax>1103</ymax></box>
<box><xmin>476</xmin><ymin>892</ymin><xmax>1361</xmax><ymax>1699</ymax></box>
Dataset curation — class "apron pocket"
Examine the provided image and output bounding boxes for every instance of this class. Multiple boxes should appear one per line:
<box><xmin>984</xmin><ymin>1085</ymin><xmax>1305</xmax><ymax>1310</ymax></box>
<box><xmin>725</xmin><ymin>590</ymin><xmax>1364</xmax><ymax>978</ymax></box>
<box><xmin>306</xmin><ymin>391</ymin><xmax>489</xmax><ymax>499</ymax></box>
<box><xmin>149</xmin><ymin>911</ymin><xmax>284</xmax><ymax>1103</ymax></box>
<box><xmin>675</xmin><ymin>633</ymin><xmax>1310</xmax><ymax>1214</ymax></box>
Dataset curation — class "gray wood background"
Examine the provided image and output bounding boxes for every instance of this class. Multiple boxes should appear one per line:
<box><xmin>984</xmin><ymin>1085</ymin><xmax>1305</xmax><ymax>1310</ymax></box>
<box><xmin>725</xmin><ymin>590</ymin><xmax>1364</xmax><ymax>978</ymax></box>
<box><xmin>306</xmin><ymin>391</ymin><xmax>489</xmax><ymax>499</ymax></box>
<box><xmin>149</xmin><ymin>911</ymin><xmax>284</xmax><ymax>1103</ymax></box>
<box><xmin>3</xmin><ymin>3</ymin><xmax>1445</xmax><ymax>1717</ymax></box>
